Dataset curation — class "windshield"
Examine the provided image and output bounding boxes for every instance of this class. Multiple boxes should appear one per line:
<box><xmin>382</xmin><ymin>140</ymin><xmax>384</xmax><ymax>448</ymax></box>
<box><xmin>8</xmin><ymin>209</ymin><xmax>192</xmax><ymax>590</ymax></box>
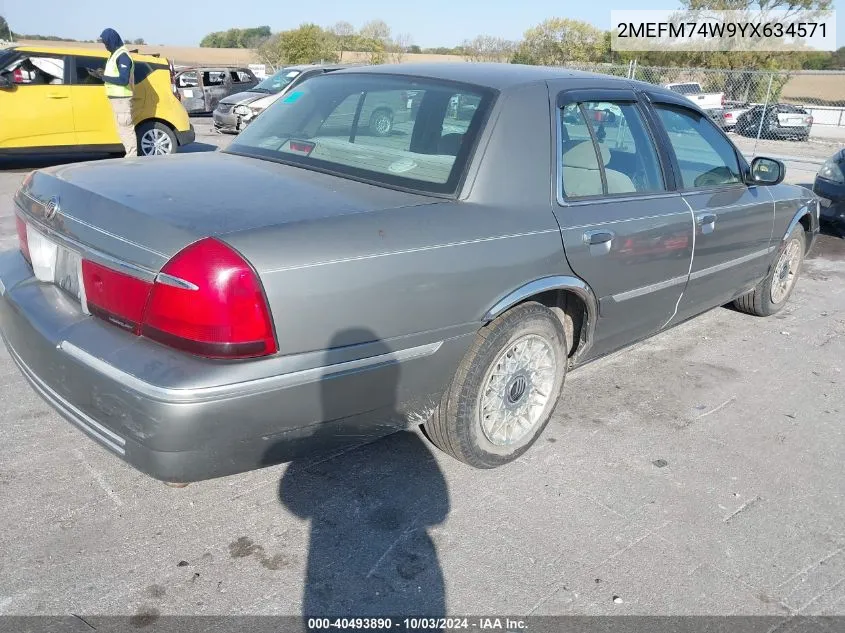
<box><xmin>227</xmin><ymin>73</ymin><xmax>494</xmax><ymax>195</ymax></box>
<box><xmin>254</xmin><ymin>68</ymin><xmax>302</xmax><ymax>93</ymax></box>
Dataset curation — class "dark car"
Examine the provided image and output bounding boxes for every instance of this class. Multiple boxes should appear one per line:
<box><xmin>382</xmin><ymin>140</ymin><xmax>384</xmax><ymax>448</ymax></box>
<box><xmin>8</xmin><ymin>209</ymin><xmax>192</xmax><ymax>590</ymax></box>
<box><xmin>174</xmin><ymin>66</ymin><xmax>259</xmax><ymax>114</ymax></box>
<box><xmin>735</xmin><ymin>104</ymin><xmax>813</xmax><ymax>141</ymax></box>
<box><xmin>1</xmin><ymin>64</ymin><xmax>820</xmax><ymax>484</ymax></box>
<box><xmin>813</xmin><ymin>148</ymin><xmax>845</xmax><ymax>228</ymax></box>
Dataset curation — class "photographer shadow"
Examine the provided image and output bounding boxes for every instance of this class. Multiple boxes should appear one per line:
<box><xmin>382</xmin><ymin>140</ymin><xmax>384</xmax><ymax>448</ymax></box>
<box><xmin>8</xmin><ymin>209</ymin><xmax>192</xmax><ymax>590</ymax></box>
<box><xmin>272</xmin><ymin>329</ymin><xmax>450</xmax><ymax>629</ymax></box>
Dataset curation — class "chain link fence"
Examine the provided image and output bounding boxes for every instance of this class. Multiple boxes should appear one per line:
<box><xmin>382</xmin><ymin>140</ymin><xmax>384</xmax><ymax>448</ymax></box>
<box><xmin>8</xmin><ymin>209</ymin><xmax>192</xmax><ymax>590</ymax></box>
<box><xmin>563</xmin><ymin>62</ymin><xmax>845</xmax><ymax>156</ymax></box>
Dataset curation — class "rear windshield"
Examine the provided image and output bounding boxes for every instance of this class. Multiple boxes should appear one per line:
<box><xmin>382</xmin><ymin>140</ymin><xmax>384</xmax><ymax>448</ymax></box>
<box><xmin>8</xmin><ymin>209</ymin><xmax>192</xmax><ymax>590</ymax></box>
<box><xmin>227</xmin><ymin>73</ymin><xmax>495</xmax><ymax>195</ymax></box>
<box><xmin>670</xmin><ymin>83</ymin><xmax>700</xmax><ymax>95</ymax></box>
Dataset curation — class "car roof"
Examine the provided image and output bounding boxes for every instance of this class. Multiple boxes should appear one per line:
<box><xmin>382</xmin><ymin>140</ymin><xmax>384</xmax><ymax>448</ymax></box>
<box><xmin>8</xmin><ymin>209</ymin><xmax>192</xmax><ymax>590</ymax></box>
<box><xmin>282</xmin><ymin>63</ymin><xmax>365</xmax><ymax>71</ymax></box>
<box><xmin>179</xmin><ymin>66</ymin><xmax>251</xmax><ymax>72</ymax></box>
<box><xmin>13</xmin><ymin>44</ymin><xmax>168</xmax><ymax>64</ymax></box>
<box><xmin>332</xmin><ymin>62</ymin><xmax>679</xmax><ymax>95</ymax></box>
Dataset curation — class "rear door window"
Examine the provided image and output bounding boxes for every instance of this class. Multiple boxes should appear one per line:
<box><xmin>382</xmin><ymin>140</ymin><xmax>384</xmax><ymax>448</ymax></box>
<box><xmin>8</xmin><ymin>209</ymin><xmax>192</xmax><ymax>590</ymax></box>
<box><xmin>559</xmin><ymin>100</ymin><xmax>665</xmax><ymax>199</ymax></box>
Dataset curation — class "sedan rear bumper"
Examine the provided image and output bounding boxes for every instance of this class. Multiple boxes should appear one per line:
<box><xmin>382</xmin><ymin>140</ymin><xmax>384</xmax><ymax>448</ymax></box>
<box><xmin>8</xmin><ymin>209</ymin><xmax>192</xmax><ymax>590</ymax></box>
<box><xmin>0</xmin><ymin>253</ymin><xmax>467</xmax><ymax>482</ymax></box>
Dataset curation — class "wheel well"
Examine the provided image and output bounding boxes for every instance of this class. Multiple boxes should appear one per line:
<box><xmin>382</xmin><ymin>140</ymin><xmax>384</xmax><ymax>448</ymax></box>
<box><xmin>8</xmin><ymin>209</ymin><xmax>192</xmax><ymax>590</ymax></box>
<box><xmin>135</xmin><ymin>118</ymin><xmax>177</xmax><ymax>137</ymax></box>
<box><xmin>531</xmin><ymin>289</ymin><xmax>587</xmax><ymax>358</ymax></box>
<box><xmin>798</xmin><ymin>214</ymin><xmax>812</xmax><ymax>253</ymax></box>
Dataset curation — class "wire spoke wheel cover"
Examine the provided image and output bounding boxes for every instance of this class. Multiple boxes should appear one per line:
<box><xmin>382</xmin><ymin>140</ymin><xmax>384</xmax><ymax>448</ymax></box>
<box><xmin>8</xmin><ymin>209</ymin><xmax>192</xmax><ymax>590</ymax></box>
<box><xmin>771</xmin><ymin>238</ymin><xmax>801</xmax><ymax>304</ymax></box>
<box><xmin>141</xmin><ymin>128</ymin><xmax>173</xmax><ymax>155</ymax></box>
<box><xmin>478</xmin><ymin>334</ymin><xmax>557</xmax><ymax>447</ymax></box>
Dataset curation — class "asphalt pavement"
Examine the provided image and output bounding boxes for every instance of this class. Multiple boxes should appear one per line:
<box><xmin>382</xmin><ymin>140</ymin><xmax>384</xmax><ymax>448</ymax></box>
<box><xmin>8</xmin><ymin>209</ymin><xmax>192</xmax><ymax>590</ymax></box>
<box><xmin>0</xmin><ymin>120</ymin><xmax>843</xmax><ymax>621</ymax></box>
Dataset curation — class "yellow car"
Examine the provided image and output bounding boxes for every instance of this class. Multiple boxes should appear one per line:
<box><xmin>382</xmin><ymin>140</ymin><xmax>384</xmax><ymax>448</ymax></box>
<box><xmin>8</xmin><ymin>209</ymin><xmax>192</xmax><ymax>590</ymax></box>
<box><xmin>0</xmin><ymin>44</ymin><xmax>195</xmax><ymax>156</ymax></box>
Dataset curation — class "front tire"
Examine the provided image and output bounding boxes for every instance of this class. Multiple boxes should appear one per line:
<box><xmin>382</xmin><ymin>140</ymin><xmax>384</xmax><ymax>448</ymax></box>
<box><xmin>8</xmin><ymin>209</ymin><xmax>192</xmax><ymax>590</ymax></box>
<box><xmin>137</xmin><ymin>121</ymin><xmax>177</xmax><ymax>156</ymax></box>
<box><xmin>733</xmin><ymin>224</ymin><xmax>806</xmax><ymax>316</ymax></box>
<box><xmin>423</xmin><ymin>302</ymin><xmax>568</xmax><ymax>468</ymax></box>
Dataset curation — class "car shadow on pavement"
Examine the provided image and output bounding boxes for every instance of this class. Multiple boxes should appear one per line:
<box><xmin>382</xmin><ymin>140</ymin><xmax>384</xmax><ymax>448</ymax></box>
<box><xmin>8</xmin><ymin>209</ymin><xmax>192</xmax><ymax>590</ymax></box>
<box><xmin>267</xmin><ymin>330</ymin><xmax>449</xmax><ymax>631</ymax></box>
<box><xmin>178</xmin><ymin>142</ymin><xmax>218</xmax><ymax>153</ymax></box>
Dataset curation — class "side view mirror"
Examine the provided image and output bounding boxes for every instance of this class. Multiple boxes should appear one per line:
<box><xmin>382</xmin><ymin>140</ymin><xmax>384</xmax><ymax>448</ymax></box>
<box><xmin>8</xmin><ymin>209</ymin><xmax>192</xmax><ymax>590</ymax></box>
<box><xmin>0</xmin><ymin>73</ymin><xmax>12</xmax><ymax>89</ymax></box>
<box><xmin>748</xmin><ymin>156</ymin><xmax>785</xmax><ymax>186</ymax></box>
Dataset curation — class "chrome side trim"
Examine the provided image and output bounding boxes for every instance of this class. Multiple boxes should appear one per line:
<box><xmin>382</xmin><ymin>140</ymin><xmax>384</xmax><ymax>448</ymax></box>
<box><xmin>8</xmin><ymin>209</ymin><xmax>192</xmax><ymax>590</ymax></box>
<box><xmin>482</xmin><ymin>275</ymin><xmax>598</xmax><ymax>360</ymax></box>
<box><xmin>5</xmin><ymin>338</ymin><xmax>126</xmax><ymax>455</ymax></box>
<box><xmin>563</xmin><ymin>210</ymin><xmax>689</xmax><ymax>231</ymax></box>
<box><xmin>156</xmin><ymin>273</ymin><xmax>199</xmax><ymax>291</ymax></box>
<box><xmin>57</xmin><ymin>340</ymin><xmax>443</xmax><ymax>404</ymax></box>
<box><xmin>611</xmin><ymin>274</ymin><xmax>688</xmax><ymax>303</ymax></box>
<box><xmin>689</xmin><ymin>247</ymin><xmax>772</xmax><ymax>281</ymax></box>
<box><xmin>680</xmin><ymin>199</ymin><xmax>772</xmax><ymax>214</ymax></box>
<box><xmin>262</xmin><ymin>230</ymin><xmax>561</xmax><ymax>274</ymax></box>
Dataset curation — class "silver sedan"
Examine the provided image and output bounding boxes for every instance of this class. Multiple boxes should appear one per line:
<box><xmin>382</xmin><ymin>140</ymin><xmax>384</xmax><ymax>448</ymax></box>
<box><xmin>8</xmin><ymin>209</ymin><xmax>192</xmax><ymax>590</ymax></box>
<box><xmin>0</xmin><ymin>64</ymin><xmax>819</xmax><ymax>483</ymax></box>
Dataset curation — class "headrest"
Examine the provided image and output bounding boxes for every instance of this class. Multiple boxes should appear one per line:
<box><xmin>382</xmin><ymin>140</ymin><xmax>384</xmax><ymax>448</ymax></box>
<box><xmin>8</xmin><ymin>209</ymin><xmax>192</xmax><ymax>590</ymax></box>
<box><xmin>562</xmin><ymin>140</ymin><xmax>610</xmax><ymax>168</ymax></box>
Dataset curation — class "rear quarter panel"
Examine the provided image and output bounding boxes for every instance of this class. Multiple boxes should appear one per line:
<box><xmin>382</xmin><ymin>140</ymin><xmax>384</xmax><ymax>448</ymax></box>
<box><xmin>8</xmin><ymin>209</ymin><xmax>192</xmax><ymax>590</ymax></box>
<box><xmin>136</xmin><ymin>67</ymin><xmax>191</xmax><ymax>133</ymax></box>
<box><xmin>224</xmin><ymin>201</ymin><xmax>567</xmax><ymax>357</ymax></box>
<box><xmin>223</xmin><ymin>82</ymin><xmax>570</xmax><ymax>358</ymax></box>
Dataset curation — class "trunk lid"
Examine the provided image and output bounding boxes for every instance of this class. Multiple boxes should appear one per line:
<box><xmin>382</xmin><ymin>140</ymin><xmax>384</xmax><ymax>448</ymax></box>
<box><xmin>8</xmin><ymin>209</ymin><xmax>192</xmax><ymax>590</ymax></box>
<box><xmin>17</xmin><ymin>152</ymin><xmax>437</xmax><ymax>272</ymax></box>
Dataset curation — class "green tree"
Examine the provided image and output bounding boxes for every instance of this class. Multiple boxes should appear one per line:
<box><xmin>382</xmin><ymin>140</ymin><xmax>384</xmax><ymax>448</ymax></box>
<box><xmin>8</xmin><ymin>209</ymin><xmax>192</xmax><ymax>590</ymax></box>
<box><xmin>515</xmin><ymin>18</ymin><xmax>607</xmax><ymax>66</ymax></box>
<box><xmin>259</xmin><ymin>24</ymin><xmax>338</xmax><ymax>66</ymax></box>
<box><xmin>360</xmin><ymin>20</ymin><xmax>391</xmax><ymax>64</ymax></box>
<box><xmin>200</xmin><ymin>26</ymin><xmax>270</xmax><ymax>48</ymax></box>
<box><xmin>827</xmin><ymin>46</ymin><xmax>845</xmax><ymax>69</ymax></box>
<box><xmin>329</xmin><ymin>21</ymin><xmax>355</xmax><ymax>61</ymax></box>
<box><xmin>462</xmin><ymin>35</ymin><xmax>517</xmax><ymax>62</ymax></box>
<box><xmin>0</xmin><ymin>15</ymin><xmax>12</xmax><ymax>40</ymax></box>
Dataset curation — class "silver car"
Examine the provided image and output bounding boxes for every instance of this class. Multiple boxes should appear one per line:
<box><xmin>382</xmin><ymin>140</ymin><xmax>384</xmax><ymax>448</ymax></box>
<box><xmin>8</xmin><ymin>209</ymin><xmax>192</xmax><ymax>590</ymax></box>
<box><xmin>213</xmin><ymin>64</ymin><xmax>357</xmax><ymax>133</ymax></box>
<box><xmin>1</xmin><ymin>64</ymin><xmax>819</xmax><ymax>483</ymax></box>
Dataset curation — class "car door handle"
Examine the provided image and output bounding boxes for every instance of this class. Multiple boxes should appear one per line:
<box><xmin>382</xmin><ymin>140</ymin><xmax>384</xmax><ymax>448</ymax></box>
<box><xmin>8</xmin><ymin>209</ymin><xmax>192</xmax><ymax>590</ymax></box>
<box><xmin>583</xmin><ymin>230</ymin><xmax>615</xmax><ymax>256</ymax></box>
<box><xmin>583</xmin><ymin>230</ymin><xmax>615</xmax><ymax>245</ymax></box>
<box><xmin>46</xmin><ymin>92</ymin><xmax>68</xmax><ymax>99</ymax></box>
<box><xmin>696</xmin><ymin>213</ymin><xmax>717</xmax><ymax>234</ymax></box>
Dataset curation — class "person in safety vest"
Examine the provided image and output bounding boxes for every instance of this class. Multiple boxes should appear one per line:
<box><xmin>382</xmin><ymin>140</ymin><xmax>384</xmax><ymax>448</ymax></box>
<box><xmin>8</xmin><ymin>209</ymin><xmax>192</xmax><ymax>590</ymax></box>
<box><xmin>94</xmin><ymin>28</ymin><xmax>137</xmax><ymax>157</ymax></box>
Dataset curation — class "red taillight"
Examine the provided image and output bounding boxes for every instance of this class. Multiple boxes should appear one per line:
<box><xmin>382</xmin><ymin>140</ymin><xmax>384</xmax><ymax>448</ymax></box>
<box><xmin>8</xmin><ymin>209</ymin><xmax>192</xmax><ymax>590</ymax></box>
<box><xmin>141</xmin><ymin>238</ymin><xmax>276</xmax><ymax>359</ymax></box>
<box><xmin>16</xmin><ymin>216</ymin><xmax>30</xmax><ymax>262</ymax></box>
<box><xmin>288</xmin><ymin>140</ymin><xmax>315</xmax><ymax>155</ymax></box>
<box><xmin>12</xmin><ymin>67</ymin><xmax>24</xmax><ymax>84</ymax></box>
<box><xmin>82</xmin><ymin>260</ymin><xmax>152</xmax><ymax>334</ymax></box>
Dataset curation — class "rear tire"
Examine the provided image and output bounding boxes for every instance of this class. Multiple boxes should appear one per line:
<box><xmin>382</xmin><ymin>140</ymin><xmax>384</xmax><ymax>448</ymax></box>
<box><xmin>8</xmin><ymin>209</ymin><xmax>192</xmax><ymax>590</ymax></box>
<box><xmin>733</xmin><ymin>224</ymin><xmax>806</xmax><ymax>316</ymax></box>
<box><xmin>369</xmin><ymin>108</ymin><xmax>394</xmax><ymax>137</ymax></box>
<box><xmin>137</xmin><ymin>121</ymin><xmax>177</xmax><ymax>156</ymax></box>
<box><xmin>423</xmin><ymin>302</ymin><xmax>567</xmax><ymax>468</ymax></box>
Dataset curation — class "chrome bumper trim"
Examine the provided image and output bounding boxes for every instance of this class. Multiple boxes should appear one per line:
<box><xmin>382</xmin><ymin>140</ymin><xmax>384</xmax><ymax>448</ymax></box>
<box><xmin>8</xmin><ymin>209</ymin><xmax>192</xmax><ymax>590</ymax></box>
<box><xmin>58</xmin><ymin>340</ymin><xmax>444</xmax><ymax>405</ymax></box>
<box><xmin>5</xmin><ymin>335</ymin><xmax>126</xmax><ymax>455</ymax></box>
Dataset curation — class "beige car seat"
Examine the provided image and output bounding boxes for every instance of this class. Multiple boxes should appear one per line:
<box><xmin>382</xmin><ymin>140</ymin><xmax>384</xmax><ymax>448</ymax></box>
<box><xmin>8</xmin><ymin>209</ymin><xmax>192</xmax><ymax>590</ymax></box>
<box><xmin>562</xmin><ymin>140</ymin><xmax>636</xmax><ymax>197</ymax></box>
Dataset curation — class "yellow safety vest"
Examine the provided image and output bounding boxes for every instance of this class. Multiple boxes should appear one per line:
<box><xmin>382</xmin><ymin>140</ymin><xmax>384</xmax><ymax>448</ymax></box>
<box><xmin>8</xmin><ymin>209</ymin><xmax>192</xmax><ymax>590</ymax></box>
<box><xmin>104</xmin><ymin>46</ymin><xmax>134</xmax><ymax>98</ymax></box>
